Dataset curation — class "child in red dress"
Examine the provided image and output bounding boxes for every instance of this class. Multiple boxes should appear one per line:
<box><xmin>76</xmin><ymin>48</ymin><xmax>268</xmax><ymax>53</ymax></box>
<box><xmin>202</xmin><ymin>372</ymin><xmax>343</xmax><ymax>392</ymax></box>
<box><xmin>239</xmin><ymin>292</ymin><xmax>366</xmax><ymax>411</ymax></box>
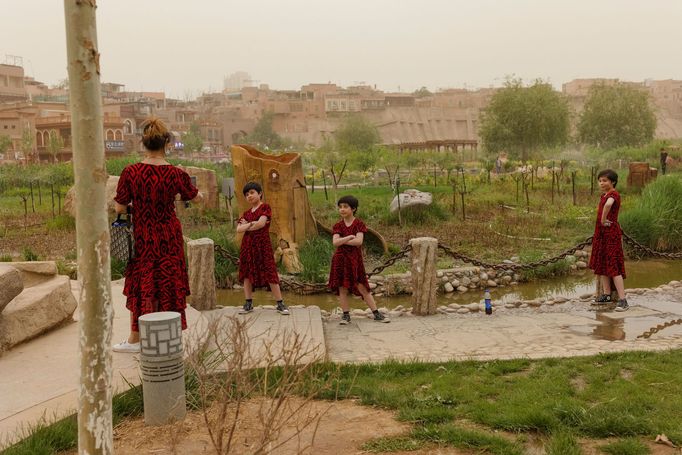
<box><xmin>589</xmin><ymin>169</ymin><xmax>629</xmax><ymax>311</ymax></box>
<box><xmin>328</xmin><ymin>195</ymin><xmax>389</xmax><ymax>325</ymax></box>
<box><xmin>236</xmin><ymin>182</ymin><xmax>289</xmax><ymax>315</ymax></box>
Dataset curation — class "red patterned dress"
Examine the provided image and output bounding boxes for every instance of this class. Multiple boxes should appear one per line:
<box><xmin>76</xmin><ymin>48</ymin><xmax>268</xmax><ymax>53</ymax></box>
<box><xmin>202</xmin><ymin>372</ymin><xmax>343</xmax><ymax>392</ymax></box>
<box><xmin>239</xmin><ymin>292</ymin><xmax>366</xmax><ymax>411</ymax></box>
<box><xmin>114</xmin><ymin>163</ymin><xmax>198</xmax><ymax>331</ymax></box>
<box><xmin>238</xmin><ymin>203</ymin><xmax>280</xmax><ymax>288</ymax></box>
<box><xmin>589</xmin><ymin>190</ymin><xmax>626</xmax><ymax>278</ymax></box>
<box><xmin>328</xmin><ymin>218</ymin><xmax>370</xmax><ymax>296</ymax></box>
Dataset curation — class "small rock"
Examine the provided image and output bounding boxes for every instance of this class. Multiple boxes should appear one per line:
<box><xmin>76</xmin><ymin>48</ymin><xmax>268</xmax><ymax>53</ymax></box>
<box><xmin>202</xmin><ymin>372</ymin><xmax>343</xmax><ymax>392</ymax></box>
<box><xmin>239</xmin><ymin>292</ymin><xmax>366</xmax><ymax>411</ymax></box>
<box><xmin>501</xmin><ymin>275</ymin><xmax>512</xmax><ymax>284</ymax></box>
<box><xmin>437</xmin><ymin>270</ymin><xmax>444</xmax><ymax>278</ymax></box>
<box><xmin>457</xmin><ymin>308</ymin><xmax>470</xmax><ymax>314</ymax></box>
<box><xmin>470</xmin><ymin>276</ymin><xmax>479</xmax><ymax>284</ymax></box>
<box><xmin>369</xmin><ymin>282</ymin><xmax>378</xmax><ymax>290</ymax></box>
<box><xmin>480</xmin><ymin>272</ymin><xmax>489</xmax><ymax>281</ymax></box>
<box><xmin>510</xmin><ymin>281</ymin><xmax>518</xmax><ymax>286</ymax></box>
<box><xmin>511</xmin><ymin>256</ymin><xmax>520</xmax><ymax>262</ymax></box>
<box><xmin>394</xmin><ymin>305</ymin><xmax>404</xmax><ymax>311</ymax></box>
<box><xmin>575</xmin><ymin>261</ymin><xmax>587</xmax><ymax>269</ymax></box>
<box><xmin>554</xmin><ymin>296</ymin><xmax>568</xmax><ymax>303</ymax></box>
<box><xmin>457</xmin><ymin>286</ymin><xmax>469</xmax><ymax>293</ymax></box>
<box><xmin>488</xmin><ymin>270</ymin><xmax>497</xmax><ymax>279</ymax></box>
<box><xmin>450</xmin><ymin>279</ymin><xmax>460</xmax><ymax>287</ymax></box>
<box><xmin>503</xmin><ymin>259</ymin><xmax>514</xmax><ymax>265</ymax></box>
<box><xmin>504</xmin><ymin>303</ymin><xmax>516</xmax><ymax>309</ymax></box>
<box><xmin>520</xmin><ymin>303</ymin><xmax>529</xmax><ymax>308</ymax></box>
<box><xmin>461</xmin><ymin>277</ymin><xmax>472</xmax><ymax>286</ymax></box>
<box><xmin>487</xmin><ymin>280</ymin><xmax>498</xmax><ymax>287</ymax></box>
<box><xmin>444</xmin><ymin>282</ymin><xmax>454</xmax><ymax>293</ymax></box>
<box><xmin>352</xmin><ymin>309</ymin><xmax>366</xmax><ymax>316</ymax></box>
<box><xmin>579</xmin><ymin>293</ymin><xmax>594</xmax><ymax>300</ymax></box>
<box><xmin>466</xmin><ymin>303</ymin><xmax>480</xmax><ymax>311</ymax></box>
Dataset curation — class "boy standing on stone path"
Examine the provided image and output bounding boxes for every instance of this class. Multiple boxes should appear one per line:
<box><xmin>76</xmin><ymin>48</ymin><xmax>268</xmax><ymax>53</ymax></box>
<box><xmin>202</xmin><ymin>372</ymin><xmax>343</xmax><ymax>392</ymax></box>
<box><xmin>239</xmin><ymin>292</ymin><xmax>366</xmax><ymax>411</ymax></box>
<box><xmin>328</xmin><ymin>195</ymin><xmax>390</xmax><ymax>325</ymax></box>
<box><xmin>589</xmin><ymin>170</ymin><xmax>629</xmax><ymax>311</ymax></box>
<box><xmin>236</xmin><ymin>182</ymin><xmax>289</xmax><ymax>315</ymax></box>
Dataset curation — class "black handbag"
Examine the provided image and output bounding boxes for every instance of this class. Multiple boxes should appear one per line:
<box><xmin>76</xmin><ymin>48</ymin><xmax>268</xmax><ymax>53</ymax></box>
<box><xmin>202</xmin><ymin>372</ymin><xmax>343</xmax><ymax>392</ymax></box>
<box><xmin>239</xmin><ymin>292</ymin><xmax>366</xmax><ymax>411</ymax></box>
<box><xmin>110</xmin><ymin>212</ymin><xmax>134</xmax><ymax>264</ymax></box>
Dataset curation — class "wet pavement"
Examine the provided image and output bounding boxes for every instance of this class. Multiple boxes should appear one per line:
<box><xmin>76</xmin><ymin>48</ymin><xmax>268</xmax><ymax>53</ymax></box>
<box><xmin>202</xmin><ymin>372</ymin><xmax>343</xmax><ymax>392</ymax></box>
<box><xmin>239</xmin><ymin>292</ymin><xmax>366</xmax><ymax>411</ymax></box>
<box><xmin>324</xmin><ymin>281</ymin><xmax>682</xmax><ymax>363</ymax></box>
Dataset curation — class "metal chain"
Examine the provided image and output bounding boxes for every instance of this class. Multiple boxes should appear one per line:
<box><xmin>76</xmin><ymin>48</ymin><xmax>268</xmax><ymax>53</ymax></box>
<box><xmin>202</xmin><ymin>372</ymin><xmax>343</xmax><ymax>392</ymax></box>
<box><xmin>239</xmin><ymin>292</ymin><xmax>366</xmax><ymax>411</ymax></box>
<box><xmin>438</xmin><ymin>237</ymin><xmax>594</xmax><ymax>271</ymax></box>
<box><xmin>623</xmin><ymin>232</ymin><xmax>682</xmax><ymax>259</ymax></box>
<box><xmin>214</xmin><ymin>244</ymin><xmax>240</xmax><ymax>266</ymax></box>
<box><xmin>366</xmin><ymin>244</ymin><xmax>413</xmax><ymax>278</ymax></box>
<box><xmin>637</xmin><ymin>318</ymin><xmax>682</xmax><ymax>339</ymax></box>
<box><xmin>278</xmin><ymin>277</ymin><xmax>329</xmax><ymax>294</ymax></box>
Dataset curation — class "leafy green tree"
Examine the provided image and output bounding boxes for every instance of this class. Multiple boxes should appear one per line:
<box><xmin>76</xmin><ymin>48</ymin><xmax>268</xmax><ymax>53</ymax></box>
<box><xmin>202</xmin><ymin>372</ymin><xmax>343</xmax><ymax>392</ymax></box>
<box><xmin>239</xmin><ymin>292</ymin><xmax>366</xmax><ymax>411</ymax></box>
<box><xmin>334</xmin><ymin>115</ymin><xmax>381</xmax><ymax>154</ymax></box>
<box><xmin>246</xmin><ymin>111</ymin><xmax>284</xmax><ymax>150</ymax></box>
<box><xmin>479</xmin><ymin>78</ymin><xmax>570</xmax><ymax>162</ymax></box>
<box><xmin>182</xmin><ymin>123</ymin><xmax>203</xmax><ymax>153</ymax></box>
<box><xmin>47</xmin><ymin>130</ymin><xmax>65</xmax><ymax>163</ymax></box>
<box><xmin>21</xmin><ymin>127</ymin><xmax>36</xmax><ymax>162</ymax></box>
<box><xmin>413</xmin><ymin>86</ymin><xmax>432</xmax><ymax>98</ymax></box>
<box><xmin>577</xmin><ymin>83</ymin><xmax>656</xmax><ymax>149</ymax></box>
<box><xmin>0</xmin><ymin>134</ymin><xmax>11</xmax><ymax>156</ymax></box>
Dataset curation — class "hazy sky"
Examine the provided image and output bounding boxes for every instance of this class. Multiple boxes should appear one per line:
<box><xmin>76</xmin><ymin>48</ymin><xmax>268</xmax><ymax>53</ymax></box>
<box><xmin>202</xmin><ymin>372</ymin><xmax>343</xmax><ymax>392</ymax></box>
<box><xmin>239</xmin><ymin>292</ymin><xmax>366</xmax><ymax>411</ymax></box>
<box><xmin>2</xmin><ymin>0</ymin><xmax>680</xmax><ymax>99</ymax></box>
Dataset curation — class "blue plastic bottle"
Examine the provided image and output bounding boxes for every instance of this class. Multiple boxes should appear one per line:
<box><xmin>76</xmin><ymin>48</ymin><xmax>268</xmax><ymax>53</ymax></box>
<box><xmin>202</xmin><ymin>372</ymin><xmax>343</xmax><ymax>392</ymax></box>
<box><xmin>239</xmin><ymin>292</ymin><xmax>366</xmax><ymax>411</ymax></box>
<box><xmin>484</xmin><ymin>290</ymin><xmax>492</xmax><ymax>315</ymax></box>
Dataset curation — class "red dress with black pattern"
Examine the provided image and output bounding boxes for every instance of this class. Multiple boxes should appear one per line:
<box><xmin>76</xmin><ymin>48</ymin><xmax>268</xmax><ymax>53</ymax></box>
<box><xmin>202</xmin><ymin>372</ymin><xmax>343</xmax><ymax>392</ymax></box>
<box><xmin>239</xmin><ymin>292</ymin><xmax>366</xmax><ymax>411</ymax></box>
<box><xmin>589</xmin><ymin>190</ymin><xmax>626</xmax><ymax>278</ymax></box>
<box><xmin>238</xmin><ymin>203</ymin><xmax>280</xmax><ymax>288</ymax></box>
<box><xmin>114</xmin><ymin>163</ymin><xmax>198</xmax><ymax>331</ymax></box>
<box><xmin>328</xmin><ymin>218</ymin><xmax>370</xmax><ymax>296</ymax></box>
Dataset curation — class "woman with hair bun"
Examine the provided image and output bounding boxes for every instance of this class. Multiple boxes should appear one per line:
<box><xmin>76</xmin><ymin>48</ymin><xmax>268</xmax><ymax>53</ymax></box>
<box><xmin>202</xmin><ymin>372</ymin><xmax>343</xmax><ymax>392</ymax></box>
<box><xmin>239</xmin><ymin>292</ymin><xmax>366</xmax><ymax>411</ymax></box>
<box><xmin>113</xmin><ymin>117</ymin><xmax>203</xmax><ymax>352</ymax></box>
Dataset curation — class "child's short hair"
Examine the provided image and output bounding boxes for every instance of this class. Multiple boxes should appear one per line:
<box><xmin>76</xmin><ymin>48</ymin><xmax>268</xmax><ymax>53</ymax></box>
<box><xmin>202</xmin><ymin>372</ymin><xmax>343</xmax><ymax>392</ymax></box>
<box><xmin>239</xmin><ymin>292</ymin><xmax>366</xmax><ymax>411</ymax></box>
<box><xmin>597</xmin><ymin>169</ymin><xmax>618</xmax><ymax>187</ymax></box>
<box><xmin>337</xmin><ymin>195</ymin><xmax>359</xmax><ymax>212</ymax></box>
<box><xmin>242</xmin><ymin>181</ymin><xmax>262</xmax><ymax>195</ymax></box>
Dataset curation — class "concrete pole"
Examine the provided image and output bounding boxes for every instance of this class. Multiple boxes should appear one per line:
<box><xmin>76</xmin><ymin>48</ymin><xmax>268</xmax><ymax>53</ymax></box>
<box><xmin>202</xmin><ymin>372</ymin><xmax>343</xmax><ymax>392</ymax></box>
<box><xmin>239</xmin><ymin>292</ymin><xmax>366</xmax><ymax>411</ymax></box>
<box><xmin>139</xmin><ymin>312</ymin><xmax>186</xmax><ymax>426</ymax></box>
<box><xmin>410</xmin><ymin>237</ymin><xmax>439</xmax><ymax>315</ymax></box>
<box><xmin>187</xmin><ymin>238</ymin><xmax>216</xmax><ymax>310</ymax></box>
<box><xmin>64</xmin><ymin>1</ymin><xmax>114</xmax><ymax>452</ymax></box>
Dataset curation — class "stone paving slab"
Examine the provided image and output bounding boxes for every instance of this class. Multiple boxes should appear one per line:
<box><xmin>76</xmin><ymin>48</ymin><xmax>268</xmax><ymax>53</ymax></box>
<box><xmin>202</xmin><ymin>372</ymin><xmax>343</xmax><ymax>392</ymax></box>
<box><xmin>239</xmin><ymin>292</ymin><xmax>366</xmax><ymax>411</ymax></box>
<box><xmin>324</xmin><ymin>284</ymin><xmax>682</xmax><ymax>364</ymax></box>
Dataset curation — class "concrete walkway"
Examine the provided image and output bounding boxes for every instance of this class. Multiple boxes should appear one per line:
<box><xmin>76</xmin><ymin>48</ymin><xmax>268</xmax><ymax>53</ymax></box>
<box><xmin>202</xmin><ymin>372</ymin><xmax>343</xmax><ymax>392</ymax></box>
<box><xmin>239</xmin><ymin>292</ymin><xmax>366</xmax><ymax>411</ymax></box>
<box><xmin>2</xmin><ymin>280</ymin><xmax>682</xmax><ymax>448</ymax></box>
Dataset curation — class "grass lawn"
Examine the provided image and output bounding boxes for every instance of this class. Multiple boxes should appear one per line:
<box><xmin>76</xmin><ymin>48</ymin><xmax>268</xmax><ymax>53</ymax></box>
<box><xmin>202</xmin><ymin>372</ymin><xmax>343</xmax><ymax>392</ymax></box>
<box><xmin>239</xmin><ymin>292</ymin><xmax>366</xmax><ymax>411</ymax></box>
<box><xmin>6</xmin><ymin>349</ymin><xmax>682</xmax><ymax>454</ymax></box>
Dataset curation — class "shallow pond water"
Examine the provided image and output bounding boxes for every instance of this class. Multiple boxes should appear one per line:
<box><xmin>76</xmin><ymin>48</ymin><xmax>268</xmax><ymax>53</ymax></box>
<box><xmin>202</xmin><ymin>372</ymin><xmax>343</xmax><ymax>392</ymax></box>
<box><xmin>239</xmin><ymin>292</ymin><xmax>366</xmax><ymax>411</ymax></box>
<box><xmin>216</xmin><ymin>259</ymin><xmax>681</xmax><ymax>312</ymax></box>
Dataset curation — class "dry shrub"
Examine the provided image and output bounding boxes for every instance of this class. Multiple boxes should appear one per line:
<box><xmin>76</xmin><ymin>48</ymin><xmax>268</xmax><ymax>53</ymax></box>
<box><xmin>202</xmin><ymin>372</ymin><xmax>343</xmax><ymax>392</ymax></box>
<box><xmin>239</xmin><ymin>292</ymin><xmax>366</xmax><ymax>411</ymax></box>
<box><xmin>185</xmin><ymin>315</ymin><xmax>336</xmax><ymax>455</ymax></box>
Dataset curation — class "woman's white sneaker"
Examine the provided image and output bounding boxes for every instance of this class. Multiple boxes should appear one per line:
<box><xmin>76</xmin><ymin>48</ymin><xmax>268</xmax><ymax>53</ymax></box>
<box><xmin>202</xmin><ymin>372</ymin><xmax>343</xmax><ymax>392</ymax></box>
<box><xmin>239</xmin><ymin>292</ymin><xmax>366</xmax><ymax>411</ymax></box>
<box><xmin>113</xmin><ymin>340</ymin><xmax>140</xmax><ymax>353</ymax></box>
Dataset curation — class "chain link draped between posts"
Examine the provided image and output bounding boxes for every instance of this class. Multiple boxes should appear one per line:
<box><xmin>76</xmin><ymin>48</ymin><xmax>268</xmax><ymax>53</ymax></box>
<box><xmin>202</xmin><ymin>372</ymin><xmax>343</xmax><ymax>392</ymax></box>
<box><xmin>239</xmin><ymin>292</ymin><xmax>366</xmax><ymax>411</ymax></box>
<box><xmin>366</xmin><ymin>244</ymin><xmax>413</xmax><ymax>278</ymax></box>
<box><xmin>637</xmin><ymin>318</ymin><xmax>682</xmax><ymax>339</ymax></box>
<box><xmin>438</xmin><ymin>237</ymin><xmax>595</xmax><ymax>272</ymax></box>
<box><xmin>213</xmin><ymin>231</ymin><xmax>680</xmax><ymax>295</ymax></box>
<box><xmin>623</xmin><ymin>232</ymin><xmax>682</xmax><ymax>259</ymax></box>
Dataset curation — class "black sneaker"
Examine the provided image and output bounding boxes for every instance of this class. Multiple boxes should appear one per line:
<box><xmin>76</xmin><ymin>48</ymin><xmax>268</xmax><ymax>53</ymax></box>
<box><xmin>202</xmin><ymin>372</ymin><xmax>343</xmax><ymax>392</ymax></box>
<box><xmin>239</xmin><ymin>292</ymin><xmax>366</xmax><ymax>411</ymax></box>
<box><xmin>614</xmin><ymin>299</ymin><xmax>629</xmax><ymax>312</ymax></box>
<box><xmin>373</xmin><ymin>311</ymin><xmax>391</xmax><ymax>323</ymax></box>
<box><xmin>594</xmin><ymin>294</ymin><xmax>612</xmax><ymax>304</ymax></box>
<box><xmin>339</xmin><ymin>313</ymin><xmax>351</xmax><ymax>325</ymax></box>
<box><xmin>239</xmin><ymin>301</ymin><xmax>254</xmax><ymax>314</ymax></box>
<box><xmin>276</xmin><ymin>301</ymin><xmax>290</xmax><ymax>315</ymax></box>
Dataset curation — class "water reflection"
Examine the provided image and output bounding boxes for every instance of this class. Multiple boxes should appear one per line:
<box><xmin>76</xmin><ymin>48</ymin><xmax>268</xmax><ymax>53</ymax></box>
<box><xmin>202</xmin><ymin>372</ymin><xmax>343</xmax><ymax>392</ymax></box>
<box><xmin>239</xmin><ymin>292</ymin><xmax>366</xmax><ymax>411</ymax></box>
<box><xmin>216</xmin><ymin>259</ymin><xmax>681</xmax><ymax>312</ymax></box>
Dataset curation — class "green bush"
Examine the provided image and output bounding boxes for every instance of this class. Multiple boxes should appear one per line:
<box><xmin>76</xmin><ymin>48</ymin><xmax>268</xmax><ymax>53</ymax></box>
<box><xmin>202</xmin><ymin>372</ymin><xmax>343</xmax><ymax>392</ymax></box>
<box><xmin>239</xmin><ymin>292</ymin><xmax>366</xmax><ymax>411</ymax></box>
<box><xmin>0</xmin><ymin>254</ymin><xmax>12</xmax><ymax>262</ymax></box>
<box><xmin>46</xmin><ymin>214</ymin><xmax>75</xmax><ymax>231</ymax></box>
<box><xmin>620</xmin><ymin>176</ymin><xmax>682</xmax><ymax>252</ymax></box>
<box><xmin>384</xmin><ymin>201</ymin><xmax>449</xmax><ymax>225</ymax></box>
<box><xmin>298</xmin><ymin>236</ymin><xmax>334</xmax><ymax>283</ymax></box>
<box><xmin>22</xmin><ymin>247</ymin><xmax>39</xmax><ymax>261</ymax></box>
<box><xmin>110</xmin><ymin>257</ymin><xmax>127</xmax><ymax>280</ymax></box>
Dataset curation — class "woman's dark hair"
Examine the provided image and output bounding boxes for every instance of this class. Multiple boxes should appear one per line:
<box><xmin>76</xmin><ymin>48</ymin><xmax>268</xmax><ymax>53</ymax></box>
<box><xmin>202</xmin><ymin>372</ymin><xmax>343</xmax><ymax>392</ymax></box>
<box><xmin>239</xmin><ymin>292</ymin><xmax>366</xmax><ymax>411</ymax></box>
<box><xmin>597</xmin><ymin>169</ymin><xmax>618</xmax><ymax>187</ymax></box>
<box><xmin>242</xmin><ymin>181</ymin><xmax>263</xmax><ymax>196</ymax></box>
<box><xmin>140</xmin><ymin>117</ymin><xmax>171</xmax><ymax>151</ymax></box>
<box><xmin>337</xmin><ymin>195</ymin><xmax>359</xmax><ymax>213</ymax></box>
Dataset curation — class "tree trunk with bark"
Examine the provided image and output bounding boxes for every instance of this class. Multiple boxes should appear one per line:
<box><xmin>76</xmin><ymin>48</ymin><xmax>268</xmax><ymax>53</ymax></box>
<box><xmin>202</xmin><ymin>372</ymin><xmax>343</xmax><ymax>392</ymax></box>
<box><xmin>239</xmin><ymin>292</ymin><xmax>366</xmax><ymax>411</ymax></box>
<box><xmin>64</xmin><ymin>1</ymin><xmax>114</xmax><ymax>453</ymax></box>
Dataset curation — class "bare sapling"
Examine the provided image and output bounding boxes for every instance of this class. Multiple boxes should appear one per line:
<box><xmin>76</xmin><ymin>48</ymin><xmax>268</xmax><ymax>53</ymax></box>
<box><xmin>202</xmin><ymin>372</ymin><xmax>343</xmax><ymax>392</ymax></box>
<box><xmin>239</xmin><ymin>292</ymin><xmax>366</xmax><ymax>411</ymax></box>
<box><xmin>185</xmin><ymin>315</ymin><xmax>335</xmax><ymax>455</ymax></box>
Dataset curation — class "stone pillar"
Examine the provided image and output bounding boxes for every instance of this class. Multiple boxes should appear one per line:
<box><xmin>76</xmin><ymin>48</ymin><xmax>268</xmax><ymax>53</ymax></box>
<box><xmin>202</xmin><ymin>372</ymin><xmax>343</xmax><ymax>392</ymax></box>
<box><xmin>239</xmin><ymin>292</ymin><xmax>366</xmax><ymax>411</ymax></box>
<box><xmin>410</xmin><ymin>237</ymin><xmax>438</xmax><ymax>315</ymax></box>
<box><xmin>139</xmin><ymin>311</ymin><xmax>186</xmax><ymax>426</ymax></box>
<box><xmin>187</xmin><ymin>238</ymin><xmax>216</xmax><ymax>310</ymax></box>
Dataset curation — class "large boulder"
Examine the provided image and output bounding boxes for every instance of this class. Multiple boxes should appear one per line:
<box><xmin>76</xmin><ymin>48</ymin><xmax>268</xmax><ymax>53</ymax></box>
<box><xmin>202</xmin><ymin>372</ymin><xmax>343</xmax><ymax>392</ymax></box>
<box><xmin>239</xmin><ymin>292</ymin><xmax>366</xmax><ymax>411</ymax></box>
<box><xmin>64</xmin><ymin>175</ymin><xmax>120</xmax><ymax>216</ymax></box>
<box><xmin>176</xmin><ymin>165</ymin><xmax>219</xmax><ymax>211</ymax></box>
<box><xmin>0</xmin><ymin>265</ymin><xmax>23</xmax><ymax>313</ymax></box>
<box><xmin>390</xmin><ymin>189</ymin><xmax>432</xmax><ymax>213</ymax></box>
<box><xmin>0</xmin><ymin>262</ymin><xmax>78</xmax><ymax>353</ymax></box>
